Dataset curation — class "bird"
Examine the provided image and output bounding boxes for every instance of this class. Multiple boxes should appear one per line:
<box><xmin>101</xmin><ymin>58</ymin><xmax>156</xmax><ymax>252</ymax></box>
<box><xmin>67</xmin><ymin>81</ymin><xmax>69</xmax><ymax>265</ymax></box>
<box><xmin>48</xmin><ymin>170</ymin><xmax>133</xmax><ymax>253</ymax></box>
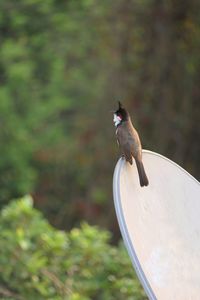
<box><xmin>113</xmin><ymin>101</ymin><xmax>149</xmax><ymax>187</ymax></box>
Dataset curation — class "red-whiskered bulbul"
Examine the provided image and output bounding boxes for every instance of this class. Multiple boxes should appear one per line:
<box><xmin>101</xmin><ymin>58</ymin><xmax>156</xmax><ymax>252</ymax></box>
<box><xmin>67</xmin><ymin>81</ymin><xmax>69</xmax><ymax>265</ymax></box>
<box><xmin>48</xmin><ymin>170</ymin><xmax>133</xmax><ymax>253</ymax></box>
<box><xmin>113</xmin><ymin>102</ymin><xmax>149</xmax><ymax>187</ymax></box>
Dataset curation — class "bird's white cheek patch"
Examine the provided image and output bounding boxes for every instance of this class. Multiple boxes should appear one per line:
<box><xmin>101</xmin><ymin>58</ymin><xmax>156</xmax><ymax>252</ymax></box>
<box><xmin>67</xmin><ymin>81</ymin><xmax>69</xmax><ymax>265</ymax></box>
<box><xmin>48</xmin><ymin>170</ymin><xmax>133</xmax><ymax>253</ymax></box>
<box><xmin>113</xmin><ymin>114</ymin><xmax>121</xmax><ymax>127</ymax></box>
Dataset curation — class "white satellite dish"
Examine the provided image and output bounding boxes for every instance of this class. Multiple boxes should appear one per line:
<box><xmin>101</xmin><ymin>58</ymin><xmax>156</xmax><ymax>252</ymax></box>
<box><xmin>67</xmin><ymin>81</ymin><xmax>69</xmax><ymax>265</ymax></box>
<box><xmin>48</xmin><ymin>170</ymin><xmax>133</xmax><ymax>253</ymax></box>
<box><xmin>113</xmin><ymin>150</ymin><xmax>200</xmax><ymax>300</ymax></box>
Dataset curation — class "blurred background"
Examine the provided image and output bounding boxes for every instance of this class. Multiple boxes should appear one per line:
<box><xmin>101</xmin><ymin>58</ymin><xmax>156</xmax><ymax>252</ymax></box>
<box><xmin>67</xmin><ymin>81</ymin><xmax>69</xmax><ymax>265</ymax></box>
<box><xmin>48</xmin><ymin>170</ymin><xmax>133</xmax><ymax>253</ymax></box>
<box><xmin>0</xmin><ymin>0</ymin><xmax>200</xmax><ymax>298</ymax></box>
<box><xmin>1</xmin><ymin>0</ymin><xmax>200</xmax><ymax>236</ymax></box>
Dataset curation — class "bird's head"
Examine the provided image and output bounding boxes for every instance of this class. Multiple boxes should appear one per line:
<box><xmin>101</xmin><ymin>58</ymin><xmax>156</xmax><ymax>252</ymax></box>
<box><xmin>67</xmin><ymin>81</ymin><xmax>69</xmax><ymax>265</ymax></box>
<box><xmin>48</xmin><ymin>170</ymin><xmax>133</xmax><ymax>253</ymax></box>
<box><xmin>113</xmin><ymin>102</ymin><xmax>129</xmax><ymax>127</ymax></box>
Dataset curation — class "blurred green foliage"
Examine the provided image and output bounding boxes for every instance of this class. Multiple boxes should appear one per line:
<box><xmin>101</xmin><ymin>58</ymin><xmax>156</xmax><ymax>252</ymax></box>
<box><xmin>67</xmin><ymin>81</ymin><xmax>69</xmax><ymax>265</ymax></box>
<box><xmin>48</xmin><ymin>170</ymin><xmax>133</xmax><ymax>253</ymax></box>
<box><xmin>0</xmin><ymin>0</ymin><xmax>199</xmax><ymax>232</ymax></box>
<box><xmin>0</xmin><ymin>196</ymin><xmax>147</xmax><ymax>300</ymax></box>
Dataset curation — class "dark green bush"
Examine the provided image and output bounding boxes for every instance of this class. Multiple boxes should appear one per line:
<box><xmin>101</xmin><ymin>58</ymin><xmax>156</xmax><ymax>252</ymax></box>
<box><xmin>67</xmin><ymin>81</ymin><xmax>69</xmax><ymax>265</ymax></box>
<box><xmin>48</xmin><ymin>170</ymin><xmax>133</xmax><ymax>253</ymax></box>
<box><xmin>0</xmin><ymin>196</ymin><xmax>147</xmax><ymax>300</ymax></box>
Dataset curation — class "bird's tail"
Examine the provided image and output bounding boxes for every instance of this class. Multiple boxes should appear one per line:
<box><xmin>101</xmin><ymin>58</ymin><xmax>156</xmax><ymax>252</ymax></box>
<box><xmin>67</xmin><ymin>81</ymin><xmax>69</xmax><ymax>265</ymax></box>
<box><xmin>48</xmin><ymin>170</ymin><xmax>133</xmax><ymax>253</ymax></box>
<box><xmin>135</xmin><ymin>159</ymin><xmax>149</xmax><ymax>187</ymax></box>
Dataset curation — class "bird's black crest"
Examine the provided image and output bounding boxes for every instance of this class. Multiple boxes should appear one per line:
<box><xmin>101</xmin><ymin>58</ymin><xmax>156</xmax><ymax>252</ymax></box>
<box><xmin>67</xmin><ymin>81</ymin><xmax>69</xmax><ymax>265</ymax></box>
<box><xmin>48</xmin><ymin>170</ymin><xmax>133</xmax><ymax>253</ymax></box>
<box><xmin>115</xmin><ymin>101</ymin><xmax>129</xmax><ymax>121</ymax></box>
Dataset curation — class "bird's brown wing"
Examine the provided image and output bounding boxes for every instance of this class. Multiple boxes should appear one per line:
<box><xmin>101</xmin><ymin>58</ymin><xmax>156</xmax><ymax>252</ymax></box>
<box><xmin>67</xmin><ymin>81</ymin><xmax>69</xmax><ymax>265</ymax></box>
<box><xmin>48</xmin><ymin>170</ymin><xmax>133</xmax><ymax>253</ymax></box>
<box><xmin>116</xmin><ymin>125</ymin><xmax>133</xmax><ymax>164</ymax></box>
<box><xmin>126</xmin><ymin>122</ymin><xmax>142</xmax><ymax>159</ymax></box>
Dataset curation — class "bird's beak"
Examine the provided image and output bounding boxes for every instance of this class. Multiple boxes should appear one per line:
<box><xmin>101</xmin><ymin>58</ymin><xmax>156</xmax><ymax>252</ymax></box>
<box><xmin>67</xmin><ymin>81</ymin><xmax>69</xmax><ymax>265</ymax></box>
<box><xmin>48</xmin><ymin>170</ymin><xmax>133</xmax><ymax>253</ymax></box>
<box><xmin>110</xmin><ymin>110</ymin><xmax>115</xmax><ymax>113</ymax></box>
